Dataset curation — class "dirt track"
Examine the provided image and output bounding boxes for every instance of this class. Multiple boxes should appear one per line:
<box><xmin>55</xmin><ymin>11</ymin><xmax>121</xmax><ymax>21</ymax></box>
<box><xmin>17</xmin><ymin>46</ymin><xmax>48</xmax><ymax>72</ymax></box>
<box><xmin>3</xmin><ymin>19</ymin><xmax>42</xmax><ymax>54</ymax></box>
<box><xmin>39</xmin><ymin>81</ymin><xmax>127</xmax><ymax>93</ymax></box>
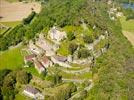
<box><xmin>0</xmin><ymin>0</ymin><xmax>41</xmax><ymax>22</ymax></box>
<box><xmin>123</xmin><ymin>31</ymin><xmax>134</xmax><ymax>46</ymax></box>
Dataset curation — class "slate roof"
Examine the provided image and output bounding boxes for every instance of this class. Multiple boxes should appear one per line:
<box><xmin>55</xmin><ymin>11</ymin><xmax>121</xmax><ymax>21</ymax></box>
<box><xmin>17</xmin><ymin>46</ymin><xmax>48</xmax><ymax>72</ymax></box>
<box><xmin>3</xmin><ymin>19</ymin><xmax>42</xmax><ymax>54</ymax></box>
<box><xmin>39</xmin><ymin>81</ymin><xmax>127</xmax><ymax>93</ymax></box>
<box><xmin>54</xmin><ymin>55</ymin><xmax>67</xmax><ymax>62</ymax></box>
<box><xmin>24</xmin><ymin>86</ymin><xmax>39</xmax><ymax>94</ymax></box>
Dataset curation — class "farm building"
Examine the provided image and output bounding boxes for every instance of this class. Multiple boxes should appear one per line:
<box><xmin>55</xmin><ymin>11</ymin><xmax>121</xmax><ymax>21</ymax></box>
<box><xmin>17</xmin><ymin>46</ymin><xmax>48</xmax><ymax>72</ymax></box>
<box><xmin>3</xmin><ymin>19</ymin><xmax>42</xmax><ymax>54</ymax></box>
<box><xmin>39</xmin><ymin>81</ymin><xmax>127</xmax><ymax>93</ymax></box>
<box><xmin>34</xmin><ymin>60</ymin><xmax>45</xmax><ymax>74</ymax></box>
<box><xmin>51</xmin><ymin>55</ymin><xmax>71</xmax><ymax>68</ymax></box>
<box><xmin>23</xmin><ymin>86</ymin><xmax>44</xmax><ymax>99</ymax></box>
<box><xmin>36</xmin><ymin>34</ymin><xmax>55</xmax><ymax>56</ymax></box>
<box><xmin>29</xmin><ymin>41</ymin><xmax>43</xmax><ymax>55</ymax></box>
<box><xmin>49</xmin><ymin>26</ymin><xmax>67</xmax><ymax>42</ymax></box>
<box><xmin>24</xmin><ymin>54</ymin><xmax>36</xmax><ymax>63</ymax></box>
<box><xmin>39</xmin><ymin>56</ymin><xmax>53</xmax><ymax>68</ymax></box>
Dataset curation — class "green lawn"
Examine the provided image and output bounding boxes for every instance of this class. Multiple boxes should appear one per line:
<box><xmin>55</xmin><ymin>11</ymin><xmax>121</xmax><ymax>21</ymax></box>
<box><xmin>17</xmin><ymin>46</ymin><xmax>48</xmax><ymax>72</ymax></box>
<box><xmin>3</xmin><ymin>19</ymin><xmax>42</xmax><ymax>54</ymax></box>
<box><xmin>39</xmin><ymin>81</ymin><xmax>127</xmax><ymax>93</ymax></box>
<box><xmin>63</xmin><ymin>67</ymin><xmax>84</xmax><ymax>71</ymax></box>
<box><xmin>71</xmin><ymin>63</ymin><xmax>89</xmax><ymax>68</ymax></box>
<box><xmin>59</xmin><ymin>71</ymin><xmax>92</xmax><ymax>79</ymax></box>
<box><xmin>0</xmin><ymin>45</ymin><xmax>24</xmax><ymax>70</ymax></box>
<box><xmin>48</xmin><ymin>67</ymin><xmax>92</xmax><ymax>79</ymax></box>
<box><xmin>0</xmin><ymin>27</ymin><xmax>12</xmax><ymax>36</ymax></box>
<box><xmin>63</xmin><ymin>25</ymin><xmax>93</xmax><ymax>46</ymax></box>
<box><xmin>120</xmin><ymin>16</ymin><xmax>134</xmax><ymax>33</ymax></box>
<box><xmin>24</xmin><ymin>67</ymin><xmax>40</xmax><ymax>77</ymax></box>
<box><xmin>15</xmin><ymin>94</ymin><xmax>27</xmax><ymax>100</ymax></box>
<box><xmin>0</xmin><ymin>21</ymin><xmax>21</xmax><ymax>27</ymax></box>
<box><xmin>57</xmin><ymin>25</ymin><xmax>93</xmax><ymax>56</ymax></box>
<box><xmin>57</xmin><ymin>40</ymin><xmax>70</xmax><ymax>56</ymax></box>
<box><xmin>0</xmin><ymin>29</ymin><xmax>6</xmax><ymax>34</ymax></box>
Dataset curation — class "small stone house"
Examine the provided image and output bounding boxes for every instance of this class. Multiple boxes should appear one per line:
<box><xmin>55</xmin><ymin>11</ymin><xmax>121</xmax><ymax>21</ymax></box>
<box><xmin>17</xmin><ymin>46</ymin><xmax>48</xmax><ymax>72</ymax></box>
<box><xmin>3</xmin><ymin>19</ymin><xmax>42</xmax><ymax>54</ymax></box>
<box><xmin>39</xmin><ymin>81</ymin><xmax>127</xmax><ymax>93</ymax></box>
<box><xmin>51</xmin><ymin>55</ymin><xmax>71</xmax><ymax>68</ymax></box>
<box><xmin>29</xmin><ymin>41</ymin><xmax>43</xmax><ymax>55</ymax></box>
<box><xmin>49</xmin><ymin>26</ymin><xmax>67</xmax><ymax>42</ymax></box>
<box><xmin>36</xmin><ymin>35</ymin><xmax>55</xmax><ymax>56</ymax></box>
<box><xmin>39</xmin><ymin>56</ymin><xmax>53</xmax><ymax>68</ymax></box>
<box><xmin>24</xmin><ymin>54</ymin><xmax>36</xmax><ymax>64</ymax></box>
<box><xmin>34</xmin><ymin>60</ymin><xmax>45</xmax><ymax>74</ymax></box>
<box><xmin>23</xmin><ymin>86</ymin><xmax>44</xmax><ymax>99</ymax></box>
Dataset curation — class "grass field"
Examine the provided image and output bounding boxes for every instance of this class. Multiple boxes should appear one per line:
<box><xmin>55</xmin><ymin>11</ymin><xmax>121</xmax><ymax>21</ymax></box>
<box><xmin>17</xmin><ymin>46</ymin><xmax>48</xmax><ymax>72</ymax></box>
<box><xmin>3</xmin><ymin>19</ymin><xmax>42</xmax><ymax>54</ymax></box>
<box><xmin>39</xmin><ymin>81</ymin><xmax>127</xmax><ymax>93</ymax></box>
<box><xmin>0</xmin><ymin>45</ymin><xmax>24</xmax><ymax>70</ymax></box>
<box><xmin>57</xmin><ymin>40</ymin><xmax>70</xmax><ymax>56</ymax></box>
<box><xmin>15</xmin><ymin>94</ymin><xmax>27</xmax><ymax>100</ymax></box>
<box><xmin>48</xmin><ymin>67</ymin><xmax>92</xmax><ymax>79</ymax></box>
<box><xmin>0</xmin><ymin>29</ymin><xmax>6</xmax><ymax>34</ymax></box>
<box><xmin>123</xmin><ymin>31</ymin><xmax>134</xmax><ymax>46</ymax></box>
<box><xmin>120</xmin><ymin>16</ymin><xmax>134</xmax><ymax>33</ymax></box>
<box><xmin>0</xmin><ymin>21</ymin><xmax>21</xmax><ymax>27</ymax></box>
<box><xmin>120</xmin><ymin>16</ymin><xmax>134</xmax><ymax>46</ymax></box>
<box><xmin>24</xmin><ymin>67</ymin><xmax>40</xmax><ymax>77</ymax></box>
<box><xmin>60</xmin><ymin>70</ymin><xmax>92</xmax><ymax>79</ymax></box>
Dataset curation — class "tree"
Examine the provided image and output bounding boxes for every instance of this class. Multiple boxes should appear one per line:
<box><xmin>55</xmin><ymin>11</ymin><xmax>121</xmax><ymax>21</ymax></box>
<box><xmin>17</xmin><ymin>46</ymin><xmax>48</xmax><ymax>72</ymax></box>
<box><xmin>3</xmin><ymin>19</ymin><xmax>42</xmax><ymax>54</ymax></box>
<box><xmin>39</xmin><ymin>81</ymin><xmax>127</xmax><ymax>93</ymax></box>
<box><xmin>68</xmin><ymin>43</ymin><xmax>78</xmax><ymax>55</ymax></box>
<box><xmin>3</xmin><ymin>72</ymin><xmax>16</xmax><ymax>88</ymax></box>
<box><xmin>83</xmin><ymin>35</ymin><xmax>94</xmax><ymax>44</ymax></box>
<box><xmin>40</xmin><ymin>70</ymin><xmax>47</xmax><ymax>79</ymax></box>
<box><xmin>26</xmin><ymin>61</ymin><xmax>34</xmax><ymax>67</ymax></box>
<box><xmin>0</xmin><ymin>69</ymin><xmax>11</xmax><ymax>99</ymax></box>
<box><xmin>45</xmin><ymin>74</ymin><xmax>62</xmax><ymax>85</ymax></box>
<box><xmin>67</xmin><ymin>32</ymin><xmax>75</xmax><ymax>41</ymax></box>
<box><xmin>1</xmin><ymin>72</ymin><xmax>17</xmax><ymax>100</ymax></box>
<box><xmin>23</xmin><ymin>11</ymin><xmax>36</xmax><ymax>25</ymax></box>
<box><xmin>16</xmin><ymin>70</ymin><xmax>31</xmax><ymax>84</ymax></box>
<box><xmin>74</xmin><ymin>90</ymin><xmax>87</xmax><ymax>99</ymax></box>
<box><xmin>48</xmin><ymin>83</ymin><xmax>76</xmax><ymax>100</ymax></box>
<box><xmin>0</xmin><ymin>69</ymin><xmax>11</xmax><ymax>86</ymax></box>
<box><xmin>78</xmin><ymin>48</ymin><xmax>91</xmax><ymax>58</ymax></box>
<box><xmin>0</xmin><ymin>38</ymin><xmax>8</xmax><ymax>51</ymax></box>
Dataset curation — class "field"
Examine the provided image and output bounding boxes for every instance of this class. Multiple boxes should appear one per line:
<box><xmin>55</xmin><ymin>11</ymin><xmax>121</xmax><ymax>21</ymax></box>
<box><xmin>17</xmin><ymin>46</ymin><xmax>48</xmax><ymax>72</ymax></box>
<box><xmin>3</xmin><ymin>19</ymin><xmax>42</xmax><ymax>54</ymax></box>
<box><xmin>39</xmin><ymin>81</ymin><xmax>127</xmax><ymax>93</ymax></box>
<box><xmin>57</xmin><ymin>40</ymin><xmax>70</xmax><ymax>56</ymax></box>
<box><xmin>122</xmin><ymin>31</ymin><xmax>134</xmax><ymax>46</ymax></box>
<box><xmin>24</xmin><ymin>67</ymin><xmax>40</xmax><ymax>77</ymax></box>
<box><xmin>0</xmin><ymin>45</ymin><xmax>24</xmax><ymax>70</ymax></box>
<box><xmin>120</xmin><ymin>16</ymin><xmax>134</xmax><ymax>32</ymax></box>
<box><xmin>0</xmin><ymin>28</ymin><xmax>6</xmax><ymax>34</ymax></box>
<box><xmin>0</xmin><ymin>21</ymin><xmax>21</xmax><ymax>27</ymax></box>
<box><xmin>0</xmin><ymin>0</ymin><xmax>41</xmax><ymax>22</ymax></box>
<box><xmin>15</xmin><ymin>94</ymin><xmax>27</xmax><ymax>100</ymax></box>
<box><xmin>120</xmin><ymin>16</ymin><xmax>134</xmax><ymax>46</ymax></box>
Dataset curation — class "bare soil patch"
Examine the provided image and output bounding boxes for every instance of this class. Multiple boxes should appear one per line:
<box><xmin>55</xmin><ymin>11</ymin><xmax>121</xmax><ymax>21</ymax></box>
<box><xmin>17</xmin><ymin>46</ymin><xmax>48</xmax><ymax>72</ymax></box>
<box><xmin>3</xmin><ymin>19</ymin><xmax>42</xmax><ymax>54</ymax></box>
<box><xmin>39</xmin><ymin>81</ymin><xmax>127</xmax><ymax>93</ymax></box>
<box><xmin>0</xmin><ymin>0</ymin><xmax>41</xmax><ymax>22</ymax></box>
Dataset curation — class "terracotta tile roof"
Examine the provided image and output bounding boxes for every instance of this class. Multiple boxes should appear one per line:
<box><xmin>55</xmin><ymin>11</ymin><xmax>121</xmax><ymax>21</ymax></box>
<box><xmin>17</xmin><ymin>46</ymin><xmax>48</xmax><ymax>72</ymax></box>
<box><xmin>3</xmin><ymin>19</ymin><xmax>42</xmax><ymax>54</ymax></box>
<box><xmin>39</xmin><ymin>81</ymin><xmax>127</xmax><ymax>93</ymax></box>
<box><xmin>24</xmin><ymin>54</ymin><xmax>36</xmax><ymax>61</ymax></box>
<box><xmin>40</xmin><ymin>56</ymin><xmax>49</xmax><ymax>64</ymax></box>
<box><xmin>34</xmin><ymin>60</ymin><xmax>44</xmax><ymax>69</ymax></box>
